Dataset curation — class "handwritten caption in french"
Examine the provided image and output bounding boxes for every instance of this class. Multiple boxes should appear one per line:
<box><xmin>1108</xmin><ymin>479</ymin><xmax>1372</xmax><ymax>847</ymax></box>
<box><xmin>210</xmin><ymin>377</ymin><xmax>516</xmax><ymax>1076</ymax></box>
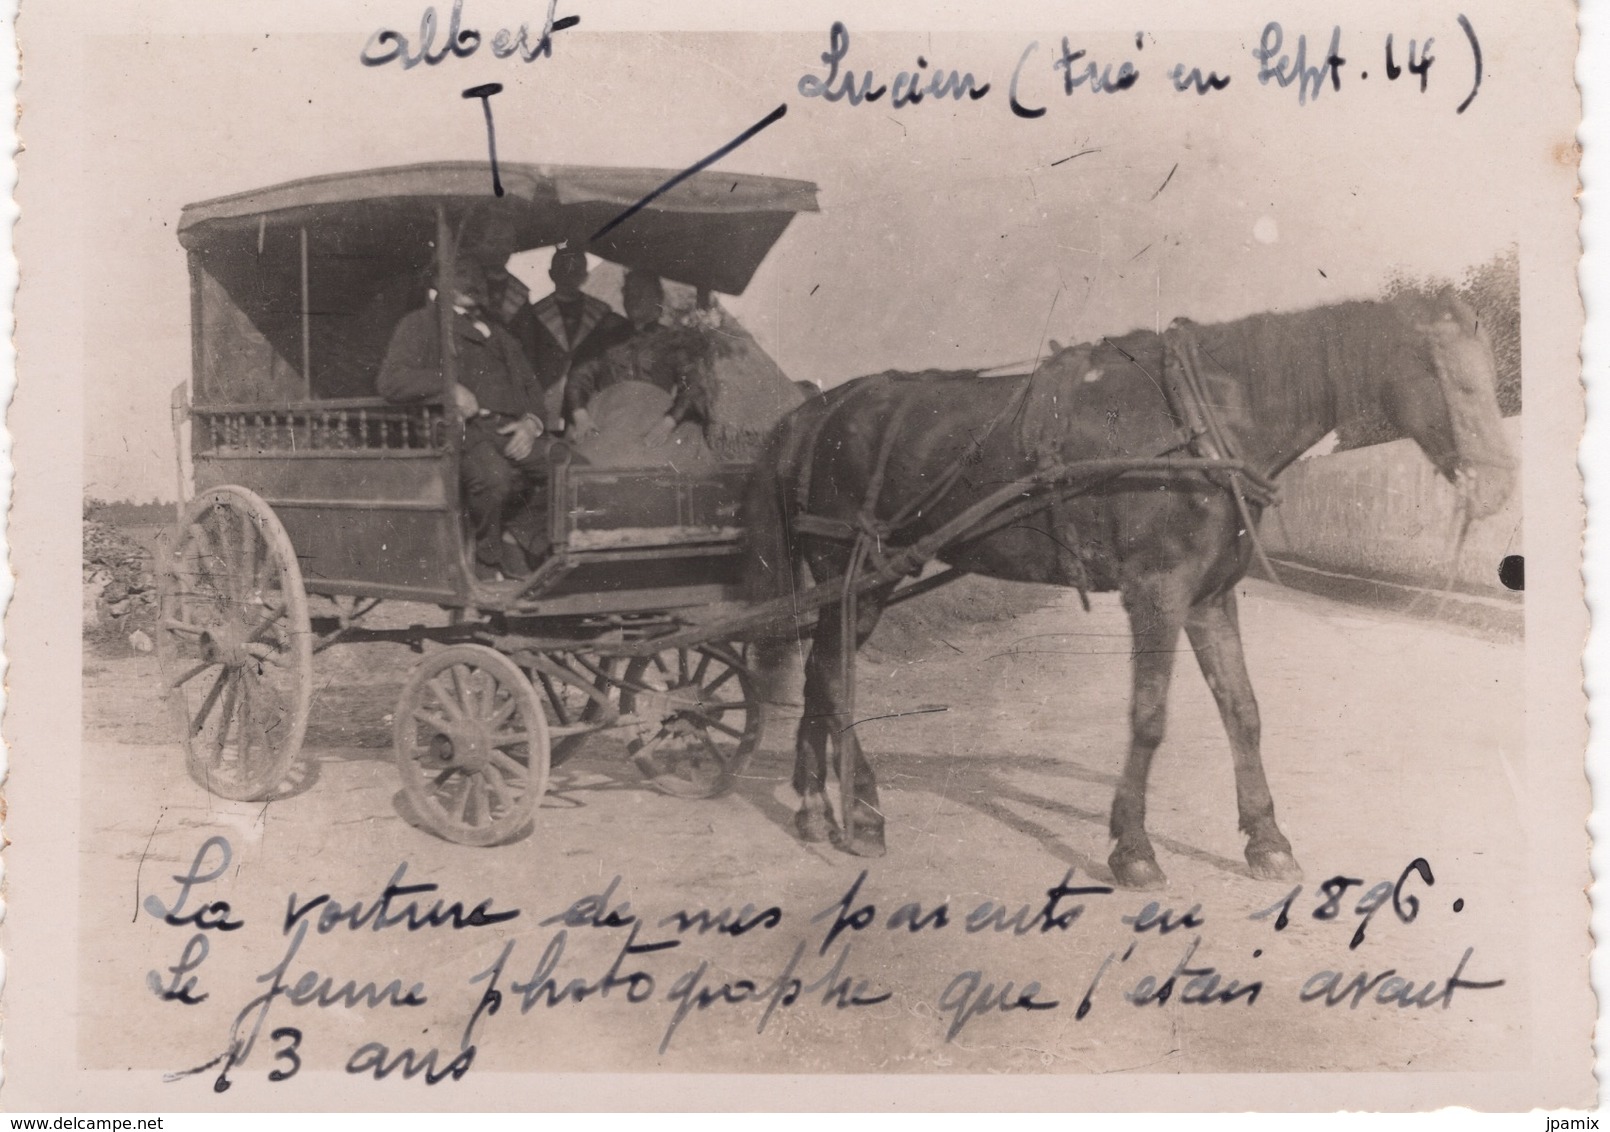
<box><xmin>359</xmin><ymin>7</ymin><xmax>1482</xmax><ymax>117</ymax></box>
<box><xmin>145</xmin><ymin>837</ymin><xmax>1503</xmax><ymax>1089</ymax></box>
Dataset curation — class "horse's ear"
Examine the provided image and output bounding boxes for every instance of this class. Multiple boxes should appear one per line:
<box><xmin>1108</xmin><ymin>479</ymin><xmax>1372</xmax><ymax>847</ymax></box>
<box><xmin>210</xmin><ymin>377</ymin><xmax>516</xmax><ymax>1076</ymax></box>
<box><xmin>1048</xmin><ymin>339</ymin><xmax>1063</xmax><ymax>355</ymax></box>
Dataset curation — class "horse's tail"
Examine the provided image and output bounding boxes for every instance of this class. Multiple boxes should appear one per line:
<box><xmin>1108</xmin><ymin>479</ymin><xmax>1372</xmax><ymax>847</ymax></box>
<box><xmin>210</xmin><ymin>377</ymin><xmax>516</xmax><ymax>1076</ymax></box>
<box><xmin>740</xmin><ymin>416</ymin><xmax>804</xmax><ymax>614</ymax></box>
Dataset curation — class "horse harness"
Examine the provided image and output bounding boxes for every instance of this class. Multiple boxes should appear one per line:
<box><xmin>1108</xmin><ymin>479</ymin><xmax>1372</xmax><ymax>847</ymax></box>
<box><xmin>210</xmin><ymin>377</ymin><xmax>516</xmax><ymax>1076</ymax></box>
<box><xmin>785</xmin><ymin>325</ymin><xmax>1283</xmax><ymax>587</ymax></box>
<box><xmin>772</xmin><ymin>336</ymin><xmax>1286</xmax><ymax>831</ymax></box>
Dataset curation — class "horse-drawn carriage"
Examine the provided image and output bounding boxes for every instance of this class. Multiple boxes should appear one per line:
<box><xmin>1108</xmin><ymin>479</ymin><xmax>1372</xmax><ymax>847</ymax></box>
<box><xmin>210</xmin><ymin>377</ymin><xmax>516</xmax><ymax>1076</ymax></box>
<box><xmin>157</xmin><ymin>162</ymin><xmax>818</xmax><ymax>845</ymax></box>
<box><xmin>158</xmin><ymin>160</ymin><xmax>1515</xmax><ymax>884</ymax></box>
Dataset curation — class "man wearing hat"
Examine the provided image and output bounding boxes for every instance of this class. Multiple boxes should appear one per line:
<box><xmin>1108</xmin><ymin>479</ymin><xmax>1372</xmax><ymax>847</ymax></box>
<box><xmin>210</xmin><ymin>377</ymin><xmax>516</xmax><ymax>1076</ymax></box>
<box><xmin>523</xmin><ymin>247</ymin><xmax>631</xmax><ymax>430</ymax></box>
<box><xmin>377</xmin><ymin>260</ymin><xmax>552</xmax><ymax>581</ymax></box>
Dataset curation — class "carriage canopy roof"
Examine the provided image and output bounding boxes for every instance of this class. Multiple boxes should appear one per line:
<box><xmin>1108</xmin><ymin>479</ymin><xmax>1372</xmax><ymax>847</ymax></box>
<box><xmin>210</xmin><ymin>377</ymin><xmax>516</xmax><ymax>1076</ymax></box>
<box><xmin>179</xmin><ymin>163</ymin><xmax>818</xmax><ymax>406</ymax></box>
<box><xmin>178</xmin><ymin>162</ymin><xmax>820</xmax><ymax>296</ymax></box>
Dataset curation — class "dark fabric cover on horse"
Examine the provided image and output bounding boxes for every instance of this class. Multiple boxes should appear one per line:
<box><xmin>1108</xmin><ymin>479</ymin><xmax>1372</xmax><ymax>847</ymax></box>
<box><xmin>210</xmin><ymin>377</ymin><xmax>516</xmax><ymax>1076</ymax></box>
<box><xmin>1015</xmin><ymin>334</ymin><xmax>1177</xmax><ymax>465</ymax></box>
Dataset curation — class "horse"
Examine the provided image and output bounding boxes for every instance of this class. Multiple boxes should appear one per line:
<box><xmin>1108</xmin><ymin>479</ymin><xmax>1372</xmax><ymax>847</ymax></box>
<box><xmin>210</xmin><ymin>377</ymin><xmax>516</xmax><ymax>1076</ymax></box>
<box><xmin>741</xmin><ymin>288</ymin><xmax>1515</xmax><ymax>888</ymax></box>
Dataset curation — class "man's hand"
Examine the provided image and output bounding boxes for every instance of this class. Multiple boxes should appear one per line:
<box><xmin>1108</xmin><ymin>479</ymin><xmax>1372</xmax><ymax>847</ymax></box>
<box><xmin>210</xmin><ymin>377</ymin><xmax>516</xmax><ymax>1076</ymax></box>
<box><xmin>571</xmin><ymin>408</ymin><xmax>600</xmax><ymax>441</ymax></box>
<box><xmin>643</xmin><ymin>414</ymin><xmax>677</xmax><ymax>448</ymax></box>
<box><xmin>453</xmin><ymin>384</ymin><xmax>480</xmax><ymax>418</ymax></box>
<box><xmin>499</xmin><ymin>415</ymin><xmax>544</xmax><ymax>461</ymax></box>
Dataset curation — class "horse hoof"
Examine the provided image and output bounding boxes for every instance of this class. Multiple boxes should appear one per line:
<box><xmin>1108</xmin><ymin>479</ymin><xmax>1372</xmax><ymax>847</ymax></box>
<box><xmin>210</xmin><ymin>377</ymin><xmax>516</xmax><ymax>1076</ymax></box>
<box><xmin>838</xmin><ymin>832</ymin><xmax>887</xmax><ymax>858</ymax></box>
<box><xmin>796</xmin><ymin>810</ymin><xmax>838</xmax><ymax>844</ymax></box>
<box><xmin>1247</xmin><ymin>847</ymin><xmax>1302</xmax><ymax>882</ymax></box>
<box><xmin>1109</xmin><ymin>851</ymin><xmax>1167</xmax><ymax>890</ymax></box>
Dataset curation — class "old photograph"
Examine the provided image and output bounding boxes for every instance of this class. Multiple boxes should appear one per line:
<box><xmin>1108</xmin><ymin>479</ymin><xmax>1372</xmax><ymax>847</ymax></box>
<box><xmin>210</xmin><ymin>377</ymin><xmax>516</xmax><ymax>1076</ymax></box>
<box><xmin>4</xmin><ymin>0</ymin><xmax>1593</xmax><ymax>1111</ymax></box>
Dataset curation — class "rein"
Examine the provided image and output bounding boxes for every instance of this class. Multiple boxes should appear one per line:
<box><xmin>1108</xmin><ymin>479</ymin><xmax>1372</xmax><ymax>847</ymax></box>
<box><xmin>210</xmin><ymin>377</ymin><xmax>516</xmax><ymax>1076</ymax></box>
<box><xmin>1161</xmin><ymin>323</ymin><xmax>1284</xmax><ymax>584</ymax></box>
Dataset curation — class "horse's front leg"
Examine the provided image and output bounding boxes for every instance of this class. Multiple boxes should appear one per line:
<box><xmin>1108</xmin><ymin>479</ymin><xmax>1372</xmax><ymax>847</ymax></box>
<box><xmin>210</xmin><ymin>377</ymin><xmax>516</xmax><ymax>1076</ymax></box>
<box><xmin>1184</xmin><ymin>588</ymin><xmax>1301</xmax><ymax>882</ymax></box>
<box><xmin>796</xmin><ymin>596</ymin><xmax>886</xmax><ymax>857</ymax></box>
<box><xmin>793</xmin><ymin>641</ymin><xmax>837</xmax><ymax>844</ymax></box>
<box><xmin>1109</xmin><ymin>579</ymin><xmax>1189</xmax><ymax>889</ymax></box>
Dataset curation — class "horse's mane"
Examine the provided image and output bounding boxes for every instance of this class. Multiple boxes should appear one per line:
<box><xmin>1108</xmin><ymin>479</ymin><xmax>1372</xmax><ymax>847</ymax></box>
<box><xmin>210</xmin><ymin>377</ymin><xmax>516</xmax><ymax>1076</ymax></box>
<box><xmin>1185</xmin><ymin>296</ymin><xmax>1435</xmax><ymax>434</ymax></box>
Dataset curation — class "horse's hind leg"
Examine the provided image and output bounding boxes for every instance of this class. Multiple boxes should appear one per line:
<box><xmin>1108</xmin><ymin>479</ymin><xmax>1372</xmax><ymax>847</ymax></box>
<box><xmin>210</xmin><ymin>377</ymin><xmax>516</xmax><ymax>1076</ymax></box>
<box><xmin>1184</xmin><ymin>588</ymin><xmax>1301</xmax><ymax>882</ymax></box>
<box><xmin>1109</xmin><ymin>576</ymin><xmax>1190</xmax><ymax>890</ymax></box>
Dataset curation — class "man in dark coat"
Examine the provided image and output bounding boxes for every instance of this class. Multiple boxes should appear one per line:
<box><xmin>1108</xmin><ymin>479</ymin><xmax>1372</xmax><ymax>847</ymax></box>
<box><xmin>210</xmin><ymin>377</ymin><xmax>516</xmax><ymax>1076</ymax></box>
<box><xmin>377</xmin><ymin>262</ymin><xmax>552</xmax><ymax>580</ymax></box>
<box><xmin>566</xmin><ymin>270</ymin><xmax>712</xmax><ymax>445</ymax></box>
<box><xmin>522</xmin><ymin>247</ymin><xmax>631</xmax><ymax>431</ymax></box>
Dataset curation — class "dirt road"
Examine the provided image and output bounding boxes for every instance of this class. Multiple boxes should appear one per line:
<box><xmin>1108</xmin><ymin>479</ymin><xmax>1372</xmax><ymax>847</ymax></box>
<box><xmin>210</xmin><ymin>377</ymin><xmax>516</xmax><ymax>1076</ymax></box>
<box><xmin>80</xmin><ymin>579</ymin><xmax>1528</xmax><ymax>1080</ymax></box>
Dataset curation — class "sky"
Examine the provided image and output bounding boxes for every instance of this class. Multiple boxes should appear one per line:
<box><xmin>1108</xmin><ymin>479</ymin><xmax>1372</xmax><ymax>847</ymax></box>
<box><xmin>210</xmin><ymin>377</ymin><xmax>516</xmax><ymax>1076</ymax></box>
<box><xmin>67</xmin><ymin>8</ymin><xmax>1553</xmax><ymax>500</ymax></box>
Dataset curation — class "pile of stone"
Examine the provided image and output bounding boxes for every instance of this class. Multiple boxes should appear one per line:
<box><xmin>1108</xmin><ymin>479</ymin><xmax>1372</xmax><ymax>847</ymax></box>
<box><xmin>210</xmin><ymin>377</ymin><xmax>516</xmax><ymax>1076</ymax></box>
<box><xmin>83</xmin><ymin>519</ymin><xmax>158</xmax><ymax>652</ymax></box>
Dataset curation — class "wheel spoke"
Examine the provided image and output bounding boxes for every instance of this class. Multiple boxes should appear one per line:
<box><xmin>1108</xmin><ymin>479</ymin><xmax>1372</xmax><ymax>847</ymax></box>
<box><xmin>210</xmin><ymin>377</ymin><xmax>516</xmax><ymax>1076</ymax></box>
<box><xmin>652</xmin><ymin>653</ymin><xmax>672</xmax><ymax>678</ymax></box>
<box><xmin>535</xmin><ymin>670</ymin><xmax>571</xmax><ymax>725</ymax></box>
<box><xmin>189</xmin><ymin>667</ymin><xmax>230</xmax><ymax>733</ymax></box>
<box><xmin>636</xmin><ymin>728</ymin><xmax>671</xmax><ymax>757</ymax></box>
<box><xmin>411</xmin><ymin>707</ymin><xmax>454</xmax><ymax>735</ymax></box>
<box><xmin>488</xmin><ymin>727</ymin><xmax>531</xmax><ymax>750</ymax></box>
<box><xmin>466</xmin><ymin>778</ymin><xmax>489</xmax><ymax>827</ymax></box>
<box><xmin>705</xmin><ymin>699</ymin><xmax>760</xmax><ymax>713</ymax></box>
<box><xmin>169</xmin><ymin>660</ymin><xmax>213</xmax><ymax>689</ymax></box>
<box><xmin>239</xmin><ymin>513</ymin><xmax>260</xmax><ymax>605</ymax></box>
<box><xmin>702</xmin><ymin>717</ymin><xmax>745</xmax><ymax>740</ymax></box>
<box><xmin>235</xmin><ymin>669</ymin><xmax>258</xmax><ymax>760</ymax></box>
<box><xmin>246</xmin><ymin>603</ymin><xmax>289</xmax><ymax>645</ymax></box>
<box><xmin>704</xmin><ymin>665</ymin><xmax>739</xmax><ymax>695</ymax></box>
<box><xmin>450</xmin><ymin>665</ymin><xmax>473</xmax><ymax>717</ymax></box>
<box><xmin>244</xmin><ymin>706</ymin><xmax>275</xmax><ymax>765</ymax></box>
<box><xmin>490</xmin><ymin>749</ymin><xmax>530</xmax><ymax>782</ymax></box>
<box><xmin>246</xmin><ymin>642</ymin><xmax>289</xmax><ymax>669</ymax></box>
<box><xmin>475</xmin><ymin>672</ymin><xmax>499</xmax><ymax>722</ymax></box>
<box><xmin>449</xmin><ymin>777</ymin><xmax>473</xmax><ymax>823</ymax></box>
<box><xmin>482</xmin><ymin>762</ymin><xmax>516</xmax><ymax>806</ymax></box>
<box><xmin>210</xmin><ymin>506</ymin><xmax>239</xmax><ymax>604</ymax></box>
<box><xmin>678</xmin><ymin>649</ymin><xmax>690</xmax><ymax>684</ymax></box>
<box><xmin>426</xmin><ymin>676</ymin><xmax>467</xmax><ymax>722</ymax></box>
<box><xmin>691</xmin><ymin>650</ymin><xmax>713</xmax><ymax>687</ymax></box>
<box><xmin>209</xmin><ymin>671</ymin><xmax>241</xmax><ymax>762</ymax></box>
<box><xmin>188</xmin><ymin>525</ymin><xmax>226</xmax><ymax>609</ymax></box>
<box><xmin>253</xmin><ymin>535</ymin><xmax>274</xmax><ymax>598</ymax></box>
<box><xmin>239</xmin><ymin>508</ymin><xmax>260</xmax><ymax>605</ymax></box>
<box><xmin>463</xmin><ymin>669</ymin><xmax>485</xmax><ymax>720</ymax></box>
<box><xmin>695</xmin><ymin>729</ymin><xmax>729</xmax><ymax>768</ymax></box>
<box><xmin>486</xmin><ymin>694</ymin><xmax>519</xmax><ymax>729</ymax></box>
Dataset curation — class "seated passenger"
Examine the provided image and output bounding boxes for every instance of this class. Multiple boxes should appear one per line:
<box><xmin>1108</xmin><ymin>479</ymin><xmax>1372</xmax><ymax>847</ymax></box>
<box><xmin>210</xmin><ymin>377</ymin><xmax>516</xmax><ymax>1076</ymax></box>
<box><xmin>565</xmin><ymin>270</ymin><xmax>712</xmax><ymax>446</ymax></box>
<box><xmin>523</xmin><ymin>247</ymin><xmax>632</xmax><ymax>431</ymax></box>
<box><xmin>377</xmin><ymin>261</ymin><xmax>553</xmax><ymax>581</ymax></box>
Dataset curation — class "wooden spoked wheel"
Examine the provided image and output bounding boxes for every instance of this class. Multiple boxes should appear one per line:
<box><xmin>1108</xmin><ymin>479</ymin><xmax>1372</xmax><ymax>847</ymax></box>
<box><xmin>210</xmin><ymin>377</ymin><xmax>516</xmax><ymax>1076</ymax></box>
<box><xmin>155</xmin><ymin>487</ymin><xmax>313</xmax><ymax>802</ymax></box>
<box><xmin>619</xmin><ymin>643</ymin><xmax>762</xmax><ymax>799</ymax></box>
<box><xmin>394</xmin><ymin>645</ymin><xmax>550</xmax><ymax>846</ymax></box>
<box><xmin>524</xmin><ymin>653</ymin><xmax>620</xmax><ymax>767</ymax></box>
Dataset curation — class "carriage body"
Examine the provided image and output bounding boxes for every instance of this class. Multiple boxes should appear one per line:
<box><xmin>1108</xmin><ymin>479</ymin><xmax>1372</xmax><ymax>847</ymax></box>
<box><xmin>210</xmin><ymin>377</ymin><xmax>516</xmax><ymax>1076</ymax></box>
<box><xmin>159</xmin><ymin>162</ymin><xmax>817</xmax><ymax>842</ymax></box>
<box><xmin>187</xmin><ymin>397</ymin><xmax>751</xmax><ymax>615</ymax></box>
<box><xmin>177</xmin><ymin>162</ymin><xmax>817</xmax><ymax>614</ymax></box>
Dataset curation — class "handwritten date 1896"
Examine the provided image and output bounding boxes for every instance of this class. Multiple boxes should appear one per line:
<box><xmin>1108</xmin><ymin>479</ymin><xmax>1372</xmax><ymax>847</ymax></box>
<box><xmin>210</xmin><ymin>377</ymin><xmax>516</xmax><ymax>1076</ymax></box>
<box><xmin>1248</xmin><ymin>858</ymin><xmax>1445</xmax><ymax>949</ymax></box>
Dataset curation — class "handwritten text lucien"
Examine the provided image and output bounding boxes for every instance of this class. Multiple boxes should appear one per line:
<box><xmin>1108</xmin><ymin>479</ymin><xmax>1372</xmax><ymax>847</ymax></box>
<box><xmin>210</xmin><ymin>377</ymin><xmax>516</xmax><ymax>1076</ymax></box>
<box><xmin>357</xmin><ymin>8</ymin><xmax>1480</xmax><ymax>117</ymax></box>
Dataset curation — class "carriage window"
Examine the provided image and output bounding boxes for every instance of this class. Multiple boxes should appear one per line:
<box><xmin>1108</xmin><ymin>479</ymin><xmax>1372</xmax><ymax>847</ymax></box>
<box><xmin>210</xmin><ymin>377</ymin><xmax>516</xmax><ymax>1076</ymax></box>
<box><xmin>193</xmin><ymin>214</ymin><xmax>434</xmax><ymax>406</ymax></box>
<box><xmin>190</xmin><ymin>219</ymin><xmax>444</xmax><ymax>454</ymax></box>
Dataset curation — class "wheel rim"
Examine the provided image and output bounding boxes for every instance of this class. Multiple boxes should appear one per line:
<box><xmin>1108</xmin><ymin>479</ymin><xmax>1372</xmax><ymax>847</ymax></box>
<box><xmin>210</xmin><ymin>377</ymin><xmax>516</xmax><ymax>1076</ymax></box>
<box><xmin>156</xmin><ymin>489</ymin><xmax>312</xmax><ymax>802</ymax></box>
<box><xmin>395</xmin><ymin>645</ymin><xmax>549</xmax><ymax>846</ymax></box>
<box><xmin>621</xmin><ymin>644</ymin><xmax>760</xmax><ymax>799</ymax></box>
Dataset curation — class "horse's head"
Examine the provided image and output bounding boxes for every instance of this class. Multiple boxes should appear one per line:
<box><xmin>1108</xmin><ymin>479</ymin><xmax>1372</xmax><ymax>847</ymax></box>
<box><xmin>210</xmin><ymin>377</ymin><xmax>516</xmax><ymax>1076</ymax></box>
<box><xmin>1379</xmin><ymin>288</ymin><xmax>1516</xmax><ymax>520</ymax></box>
